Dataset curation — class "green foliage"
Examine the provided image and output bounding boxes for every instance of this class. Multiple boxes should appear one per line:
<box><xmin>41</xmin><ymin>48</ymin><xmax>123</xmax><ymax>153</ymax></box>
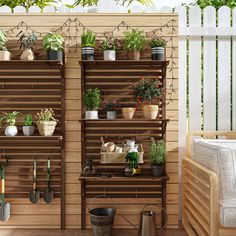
<box><xmin>81</xmin><ymin>31</ymin><xmax>96</xmax><ymax>48</ymax></box>
<box><xmin>43</xmin><ymin>33</ymin><xmax>64</xmax><ymax>51</ymax></box>
<box><xmin>35</xmin><ymin>108</ymin><xmax>57</xmax><ymax>122</ymax></box>
<box><xmin>24</xmin><ymin>114</ymin><xmax>33</xmax><ymax>126</ymax></box>
<box><xmin>84</xmin><ymin>88</ymin><xmax>101</xmax><ymax>110</ymax></box>
<box><xmin>149</xmin><ymin>140</ymin><xmax>166</xmax><ymax>166</ymax></box>
<box><xmin>150</xmin><ymin>37</ymin><xmax>167</xmax><ymax>48</ymax></box>
<box><xmin>123</xmin><ymin>29</ymin><xmax>146</xmax><ymax>51</ymax></box>
<box><xmin>1</xmin><ymin>111</ymin><xmax>20</xmax><ymax>126</ymax></box>
<box><xmin>103</xmin><ymin>100</ymin><xmax>119</xmax><ymax>111</ymax></box>
<box><xmin>126</xmin><ymin>152</ymin><xmax>139</xmax><ymax>168</ymax></box>
<box><xmin>19</xmin><ymin>34</ymin><xmax>37</xmax><ymax>49</ymax></box>
<box><xmin>195</xmin><ymin>0</ymin><xmax>236</xmax><ymax>9</ymax></box>
<box><xmin>100</xmin><ymin>37</ymin><xmax>120</xmax><ymax>51</ymax></box>
<box><xmin>0</xmin><ymin>0</ymin><xmax>60</xmax><ymax>9</ymax></box>
<box><xmin>133</xmin><ymin>78</ymin><xmax>162</xmax><ymax>104</ymax></box>
<box><xmin>0</xmin><ymin>29</ymin><xmax>7</xmax><ymax>51</ymax></box>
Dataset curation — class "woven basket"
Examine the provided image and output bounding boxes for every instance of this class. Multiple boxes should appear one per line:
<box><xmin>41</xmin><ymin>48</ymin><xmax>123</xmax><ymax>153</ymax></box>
<box><xmin>101</xmin><ymin>144</ymin><xmax>144</xmax><ymax>164</ymax></box>
<box><xmin>37</xmin><ymin>121</ymin><xmax>57</xmax><ymax>136</ymax></box>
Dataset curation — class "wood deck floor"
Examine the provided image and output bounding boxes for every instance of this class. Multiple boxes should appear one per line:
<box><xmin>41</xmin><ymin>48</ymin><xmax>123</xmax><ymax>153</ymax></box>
<box><xmin>0</xmin><ymin>229</ymin><xmax>187</xmax><ymax>236</ymax></box>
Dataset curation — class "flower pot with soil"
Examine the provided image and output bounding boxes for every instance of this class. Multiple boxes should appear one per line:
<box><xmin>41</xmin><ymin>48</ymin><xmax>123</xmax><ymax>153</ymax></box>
<box><xmin>81</xmin><ymin>31</ymin><xmax>96</xmax><ymax>61</ymax></box>
<box><xmin>1</xmin><ymin>111</ymin><xmax>20</xmax><ymax>136</ymax></box>
<box><xmin>149</xmin><ymin>139</ymin><xmax>166</xmax><ymax>177</ymax></box>
<box><xmin>123</xmin><ymin>29</ymin><xmax>146</xmax><ymax>61</ymax></box>
<box><xmin>122</xmin><ymin>107</ymin><xmax>136</xmax><ymax>120</ymax></box>
<box><xmin>19</xmin><ymin>33</ymin><xmax>37</xmax><ymax>61</ymax></box>
<box><xmin>23</xmin><ymin>114</ymin><xmax>35</xmax><ymax>136</ymax></box>
<box><xmin>84</xmin><ymin>88</ymin><xmax>101</xmax><ymax>119</ymax></box>
<box><xmin>43</xmin><ymin>33</ymin><xmax>64</xmax><ymax>61</ymax></box>
<box><xmin>0</xmin><ymin>29</ymin><xmax>10</xmax><ymax>60</ymax></box>
<box><xmin>150</xmin><ymin>37</ymin><xmax>167</xmax><ymax>61</ymax></box>
<box><xmin>36</xmin><ymin>108</ymin><xmax>57</xmax><ymax>136</ymax></box>
<box><xmin>103</xmin><ymin>100</ymin><xmax>119</xmax><ymax>119</ymax></box>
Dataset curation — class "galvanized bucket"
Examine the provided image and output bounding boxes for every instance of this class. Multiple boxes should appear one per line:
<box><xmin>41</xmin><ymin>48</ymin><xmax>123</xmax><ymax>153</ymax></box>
<box><xmin>89</xmin><ymin>195</ymin><xmax>116</xmax><ymax>236</ymax></box>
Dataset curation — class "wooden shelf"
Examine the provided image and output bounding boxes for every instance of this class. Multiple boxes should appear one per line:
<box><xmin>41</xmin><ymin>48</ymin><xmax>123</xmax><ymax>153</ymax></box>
<box><xmin>81</xmin><ymin>60</ymin><xmax>169</xmax><ymax>65</ymax></box>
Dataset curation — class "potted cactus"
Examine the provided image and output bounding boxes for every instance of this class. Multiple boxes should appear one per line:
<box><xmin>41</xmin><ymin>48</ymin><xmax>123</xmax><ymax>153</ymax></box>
<box><xmin>150</xmin><ymin>37</ymin><xmax>167</xmax><ymax>61</ymax></box>
<box><xmin>1</xmin><ymin>111</ymin><xmax>20</xmax><ymax>136</ymax></box>
<box><xmin>0</xmin><ymin>29</ymin><xmax>10</xmax><ymax>60</ymax></box>
<box><xmin>36</xmin><ymin>108</ymin><xmax>57</xmax><ymax>136</ymax></box>
<box><xmin>19</xmin><ymin>33</ymin><xmax>37</xmax><ymax>61</ymax></box>
<box><xmin>43</xmin><ymin>33</ymin><xmax>64</xmax><ymax>61</ymax></box>
<box><xmin>81</xmin><ymin>30</ymin><xmax>96</xmax><ymax>61</ymax></box>
<box><xmin>23</xmin><ymin>114</ymin><xmax>35</xmax><ymax>136</ymax></box>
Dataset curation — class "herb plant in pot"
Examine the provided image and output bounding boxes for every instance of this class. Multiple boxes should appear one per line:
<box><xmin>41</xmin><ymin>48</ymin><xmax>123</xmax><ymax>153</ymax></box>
<box><xmin>43</xmin><ymin>33</ymin><xmax>64</xmax><ymax>61</ymax></box>
<box><xmin>84</xmin><ymin>88</ymin><xmax>101</xmax><ymax>119</ymax></box>
<box><xmin>134</xmin><ymin>78</ymin><xmax>162</xmax><ymax>120</ymax></box>
<box><xmin>103</xmin><ymin>100</ymin><xmax>118</xmax><ymax>119</ymax></box>
<box><xmin>19</xmin><ymin>33</ymin><xmax>37</xmax><ymax>61</ymax></box>
<box><xmin>23</xmin><ymin>114</ymin><xmax>35</xmax><ymax>136</ymax></box>
<box><xmin>150</xmin><ymin>37</ymin><xmax>167</xmax><ymax>61</ymax></box>
<box><xmin>149</xmin><ymin>139</ymin><xmax>166</xmax><ymax>177</ymax></box>
<box><xmin>123</xmin><ymin>29</ymin><xmax>146</xmax><ymax>61</ymax></box>
<box><xmin>81</xmin><ymin>30</ymin><xmax>96</xmax><ymax>61</ymax></box>
<box><xmin>36</xmin><ymin>108</ymin><xmax>57</xmax><ymax>136</ymax></box>
<box><xmin>100</xmin><ymin>35</ymin><xmax>119</xmax><ymax>61</ymax></box>
<box><xmin>0</xmin><ymin>29</ymin><xmax>10</xmax><ymax>60</ymax></box>
<box><xmin>1</xmin><ymin>111</ymin><xmax>20</xmax><ymax>136</ymax></box>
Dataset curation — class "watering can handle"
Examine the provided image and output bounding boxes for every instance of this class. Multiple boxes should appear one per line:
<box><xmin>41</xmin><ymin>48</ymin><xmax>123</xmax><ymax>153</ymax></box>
<box><xmin>88</xmin><ymin>194</ymin><xmax>114</xmax><ymax>211</ymax></box>
<box><xmin>141</xmin><ymin>204</ymin><xmax>168</xmax><ymax>231</ymax></box>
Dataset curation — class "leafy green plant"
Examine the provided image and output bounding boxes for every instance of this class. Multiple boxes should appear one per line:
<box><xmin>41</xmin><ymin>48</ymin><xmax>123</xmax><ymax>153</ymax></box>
<box><xmin>100</xmin><ymin>36</ymin><xmax>120</xmax><ymax>51</ymax></box>
<box><xmin>126</xmin><ymin>151</ymin><xmax>139</xmax><ymax>169</ymax></box>
<box><xmin>195</xmin><ymin>0</ymin><xmax>236</xmax><ymax>9</ymax></box>
<box><xmin>1</xmin><ymin>111</ymin><xmax>20</xmax><ymax>126</ymax></box>
<box><xmin>24</xmin><ymin>114</ymin><xmax>33</xmax><ymax>126</ymax></box>
<box><xmin>84</xmin><ymin>88</ymin><xmax>101</xmax><ymax>110</ymax></box>
<box><xmin>81</xmin><ymin>31</ymin><xmax>96</xmax><ymax>48</ymax></box>
<box><xmin>35</xmin><ymin>108</ymin><xmax>57</xmax><ymax>122</ymax></box>
<box><xmin>43</xmin><ymin>33</ymin><xmax>64</xmax><ymax>51</ymax></box>
<box><xmin>149</xmin><ymin>139</ymin><xmax>166</xmax><ymax>166</ymax></box>
<box><xmin>0</xmin><ymin>29</ymin><xmax>7</xmax><ymax>51</ymax></box>
<box><xmin>133</xmin><ymin>78</ymin><xmax>162</xmax><ymax>104</ymax></box>
<box><xmin>103</xmin><ymin>100</ymin><xmax>119</xmax><ymax>111</ymax></box>
<box><xmin>19</xmin><ymin>34</ymin><xmax>37</xmax><ymax>49</ymax></box>
<box><xmin>123</xmin><ymin>29</ymin><xmax>146</xmax><ymax>51</ymax></box>
<box><xmin>150</xmin><ymin>37</ymin><xmax>167</xmax><ymax>48</ymax></box>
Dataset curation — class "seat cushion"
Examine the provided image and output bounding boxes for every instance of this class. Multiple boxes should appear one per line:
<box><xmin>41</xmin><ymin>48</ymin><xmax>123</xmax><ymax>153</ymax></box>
<box><xmin>220</xmin><ymin>199</ymin><xmax>236</xmax><ymax>227</ymax></box>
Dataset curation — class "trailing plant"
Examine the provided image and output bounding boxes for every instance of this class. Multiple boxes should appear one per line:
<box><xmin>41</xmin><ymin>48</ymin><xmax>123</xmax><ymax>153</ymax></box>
<box><xmin>81</xmin><ymin>31</ymin><xmax>96</xmax><ymax>48</ymax></box>
<box><xmin>149</xmin><ymin>139</ymin><xmax>166</xmax><ymax>166</ymax></box>
<box><xmin>103</xmin><ymin>100</ymin><xmax>119</xmax><ymax>111</ymax></box>
<box><xmin>100</xmin><ymin>36</ymin><xmax>120</xmax><ymax>51</ymax></box>
<box><xmin>84</xmin><ymin>88</ymin><xmax>101</xmax><ymax>110</ymax></box>
<box><xmin>24</xmin><ymin>114</ymin><xmax>33</xmax><ymax>126</ymax></box>
<box><xmin>133</xmin><ymin>78</ymin><xmax>162</xmax><ymax>104</ymax></box>
<box><xmin>123</xmin><ymin>29</ymin><xmax>146</xmax><ymax>51</ymax></box>
<box><xmin>43</xmin><ymin>33</ymin><xmax>64</xmax><ymax>51</ymax></box>
<box><xmin>150</xmin><ymin>37</ymin><xmax>167</xmax><ymax>48</ymax></box>
<box><xmin>126</xmin><ymin>151</ymin><xmax>139</xmax><ymax>169</ymax></box>
<box><xmin>0</xmin><ymin>29</ymin><xmax>7</xmax><ymax>51</ymax></box>
<box><xmin>19</xmin><ymin>33</ymin><xmax>37</xmax><ymax>49</ymax></box>
<box><xmin>1</xmin><ymin>111</ymin><xmax>20</xmax><ymax>126</ymax></box>
<box><xmin>35</xmin><ymin>108</ymin><xmax>57</xmax><ymax>122</ymax></box>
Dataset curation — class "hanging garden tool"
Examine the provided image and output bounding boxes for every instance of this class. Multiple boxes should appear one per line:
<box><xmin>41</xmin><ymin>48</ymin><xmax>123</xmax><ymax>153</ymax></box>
<box><xmin>29</xmin><ymin>159</ymin><xmax>40</xmax><ymax>204</ymax></box>
<box><xmin>44</xmin><ymin>158</ymin><xmax>54</xmax><ymax>204</ymax></box>
<box><xmin>0</xmin><ymin>151</ymin><xmax>10</xmax><ymax>222</ymax></box>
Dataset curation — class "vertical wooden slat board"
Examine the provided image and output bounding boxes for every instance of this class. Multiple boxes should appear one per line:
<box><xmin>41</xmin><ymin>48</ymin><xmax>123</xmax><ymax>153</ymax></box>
<box><xmin>203</xmin><ymin>6</ymin><xmax>216</xmax><ymax>131</ymax></box>
<box><xmin>218</xmin><ymin>6</ymin><xmax>231</xmax><ymax>131</ymax></box>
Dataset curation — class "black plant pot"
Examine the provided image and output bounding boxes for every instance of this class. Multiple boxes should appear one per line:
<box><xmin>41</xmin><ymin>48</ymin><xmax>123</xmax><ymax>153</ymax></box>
<box><xmin>82</xmin><ymin>46</ymin><xmax>95</xmax><ymax>61</ymax></box>
<box><xmin>47</xmin><ymin>50</ymin><xmax>63</xmax><ymax>61</ymax></box>
<box><xmin>151</xmin><ymin>165</ymin><xmax>164</xmax><ymax>177</ymax></box>
<box><xmin>151</xmin><ymin>47</ymin><xmax>165</xmax><ymax>61</ymax></box>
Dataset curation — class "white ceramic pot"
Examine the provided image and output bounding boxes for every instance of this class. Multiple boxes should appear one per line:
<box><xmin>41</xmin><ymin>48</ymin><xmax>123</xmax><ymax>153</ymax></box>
<box><xmin>5</xmin><ymin>126</ymin><xmax>18</xmax><ymax>136</ymax></box>
<box><xmin>23</xmin><ymin>126</ymin><xmax>35</xmax><ymax>136</ymax></box>
<box><xmin>20</xmin><ymin>48</ymin><xmax>35</xmax><ymax>61</ymax></box>
<box><xmin>106</xmin><ymin>111</ymin><xmax>117</xmax><ymax>119</ymax></box>
<box><xmin>85</xmin><ymin>111</ymin><xmax>98</xmax><ymax>119</ymax></box>
<box><xmin>0</xmin><ymin>51</ymin><xmax>11</xmax><ymax>60</ymax></box>
<box><xmin>104</xmin><ymin>50</ymin><xmax>116</xmax><ymax>61</ymax></box>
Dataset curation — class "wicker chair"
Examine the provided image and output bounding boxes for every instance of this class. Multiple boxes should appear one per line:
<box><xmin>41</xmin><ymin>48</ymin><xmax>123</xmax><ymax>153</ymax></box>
<box><xmin>182</xmin><ymin>131</ymin><xmax>236</xmax><ymax>236</ymax></box>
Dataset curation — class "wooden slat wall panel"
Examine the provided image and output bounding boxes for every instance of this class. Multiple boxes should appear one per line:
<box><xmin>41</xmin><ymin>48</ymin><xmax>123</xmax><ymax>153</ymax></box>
<box><xmin>0</xmin><ymin>13</ymin><xmax>178</xmax><ymax>229</ymax></box>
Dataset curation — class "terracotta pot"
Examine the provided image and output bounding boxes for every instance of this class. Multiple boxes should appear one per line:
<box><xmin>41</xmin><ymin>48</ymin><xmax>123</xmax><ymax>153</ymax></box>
<box><xmin>127</xmin><ymin>50</ymin><xmax>141</xmax><ymax>60</ymax></box>
<box><xmin>122</xmin><ymin>107</ymin><xmax>136</xmax><ymax>120</ymax></box>
<box><xmin>0</xmin><ymin>51</ymin><xmax>11</xmax><ymax>60</ymax></box>
<box><xmin>20</xmin><ymin>48</ymin><xmax>35</xmax><ymax>61</ymax></box>
<box><xmin>142</xmin><ymin>105</ymin><xmax>159</xmax><ymax>120</ymax></box>
<box><xmin>37</xmin><ymin>121</ymin><xmax>57</xmax><ymax>136</ymax></box>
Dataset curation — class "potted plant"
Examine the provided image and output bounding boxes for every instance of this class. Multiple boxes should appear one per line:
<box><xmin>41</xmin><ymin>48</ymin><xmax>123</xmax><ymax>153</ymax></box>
<box><xmin>134</xmin><ymin>78</ymin><xmax>162</xmax><ymax>120</ymax></box>
<box><xmin>36</xmin><ymin>108</ymin><xmax>57</xmax><ymax>136</ymax></box>
<box><xmin>123</xmin><ymin>29</ymin><xmax>146</xmax><ymax>60</ymax></box>
<box><xmin>0</xmin><ymin>29</ymin><xmax>10</xmax><ymax>60</ymax></box>
<box><xmin>100</xmin><ymin>35</ymin><xmax>120</xmax><ymax>61</ymax></box>
<box><xmin>103</xmin><ymin>100</ymin><xmax>119</xmax><ymax>119</ymax></box>
<box><xmin>122</xmin><ymin>107</ymin><xmax>136</xmax><ymax>120</ymax></box>
<box><xmin>84</xmin><ymin>88</ymin><xmax>101</xmax><ymax>119</ymax></box>
<box><xmin>1</xmin><ymin>111</ymin><xmax>20</xmax><ymax>136</ymax></box>
<box><xmin>81</xmin><ymin>30</ymin><xmax>96</xmax><ymax>61</ymax></box>
<box><xmin>150</xmin><ymin>37</ymin><xmax>167</xmax><ymax>61</ymax></box>
<box><xmin>23</xmin><ymin>114</ymin><xmax>35</xmax><ymax>136</ymax></box>
<box><xmin>19</xmin><ymin>33</ymin><xmax>37</xmax><ymax>61</ymax></box>
<box><xmin>43</xmin><ymin>33</ymin><xmax>64</xmax><ymax>61</ymax></box>
<box><xmin>149</xmin><ymin>139</ymin><xmax>166</xmax><ymax>177</ymax></box>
